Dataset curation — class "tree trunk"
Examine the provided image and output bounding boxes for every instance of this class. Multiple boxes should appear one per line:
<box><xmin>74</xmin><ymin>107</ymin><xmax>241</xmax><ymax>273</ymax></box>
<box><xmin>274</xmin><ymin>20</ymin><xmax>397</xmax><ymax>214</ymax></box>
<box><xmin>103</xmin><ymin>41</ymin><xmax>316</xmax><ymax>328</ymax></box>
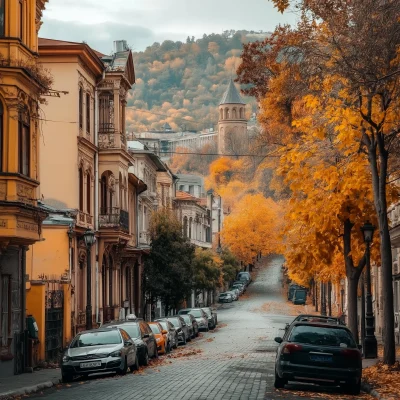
<box><xmin>321</xmin><ymin>282</ymin><xmax>326</xmax><ymax>316</ymax></box>
<box><xmin>368</xmin><ymin>141</ymin><xmax>395</xmax><ymax>364</ymax></box>
<box><xmin>315</xmin><ymin>283</ymin><xmax>319</xmax><ymax>312</ymax></box>
<box><xmin>347</xmin><ymin>276</ymin><xmax>360</xmax><ymax>343</ymax></box>
<box><xmin>327</xmin><ymin>281</ymin><xmax>332</xmax><ymax>316</ymax></box>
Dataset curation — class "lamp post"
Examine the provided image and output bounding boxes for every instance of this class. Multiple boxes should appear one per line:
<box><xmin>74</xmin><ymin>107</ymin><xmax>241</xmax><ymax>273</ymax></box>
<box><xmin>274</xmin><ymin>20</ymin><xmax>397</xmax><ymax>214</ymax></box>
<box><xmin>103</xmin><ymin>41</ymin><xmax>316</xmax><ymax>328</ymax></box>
<box><xmin>340</xmin><ymin>279</ymin><xmax>345</xmax><ymax>314</ymax></box>
<box><xmin>83</xmin><ymin>229</ymin><xmax>96</xmax><ymax>330</ymax></box>
<box><xmin>361</xmin><ymin>221</ymin><xmax>378</xmax><ymax>358</ymax></box>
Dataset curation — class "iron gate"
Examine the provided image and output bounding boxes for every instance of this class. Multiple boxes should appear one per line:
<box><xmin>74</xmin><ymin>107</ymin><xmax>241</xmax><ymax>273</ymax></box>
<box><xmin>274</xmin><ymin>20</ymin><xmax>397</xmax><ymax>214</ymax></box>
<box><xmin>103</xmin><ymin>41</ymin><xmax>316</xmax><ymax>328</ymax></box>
<box><xmin>45</xmin><ymin>290</ymin><xmax>64</xmax><ymax>362</ymax></box>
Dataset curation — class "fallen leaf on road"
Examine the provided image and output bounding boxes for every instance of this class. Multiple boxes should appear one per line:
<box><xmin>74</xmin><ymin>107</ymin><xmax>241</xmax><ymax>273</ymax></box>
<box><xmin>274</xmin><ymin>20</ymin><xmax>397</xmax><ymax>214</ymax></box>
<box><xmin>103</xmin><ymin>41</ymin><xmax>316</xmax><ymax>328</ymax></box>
<box><xmin>363</xmin><ymin>361</ymin><xmax>400</xmax><ymax>398</ymax></box>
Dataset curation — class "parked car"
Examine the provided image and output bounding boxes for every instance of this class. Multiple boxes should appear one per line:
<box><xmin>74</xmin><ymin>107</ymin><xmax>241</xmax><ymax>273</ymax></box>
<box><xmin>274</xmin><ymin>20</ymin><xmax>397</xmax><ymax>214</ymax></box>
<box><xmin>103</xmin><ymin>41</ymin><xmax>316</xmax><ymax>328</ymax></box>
<box><xmin>201</xmin><ymin>307</ymin><xmax>217</xmax><ymax>329</ymax></box>
<box><xmin>231</xmin><ymin>283</ymin><xmax>245</xmax><ymax>295</ymax></box>
<box><xmin>292</xmin><ymin>288</ymin><xmax>307</xmax><ymax>305</ymax></box>
<box><xmin>179</xmin><ymin>313</ymin><xmax>199</xmax><ymax>338</ymax></box>
<box><xmin>157</xmin><ymin>319</ymin><xmax>178</xmax><ymax>349</ymax></box>
<box><xmin>233</xmin><ymin>281</ymin><xmax>247</xmax><ymax>291</ymax></box>
<box><xmin>61</xmin><ymin>327</ymin><xmax>139</xmax><ymax>382</ymax></box>
<box><xmin>219</xmin><ymin>292</ymin><xmax>233</xmax><ymax>303</ymax></box>
<box><xmin>178</xmin><ymin>308</ymin><xmax>209</xmax><ymax>332</ymax></box>
<box><xmin>237</xmin><ymin>271</ymin><xmax>251</xmax><ymax>283</ymax></box>
<box><xmin>148</xmin><ymin>322</ymin><xmax>168</xmax><ymax>354</ymax></box>
<box><xmin>157</xmin><ymin>316</ymin><xmax>189</xmax><ymax>345</ymax></box>
<box><xmin>226</xmin><ymin>290</ymin><xmax>239</xmax><ymax>301</ymax></box>
<box><xmin>287</xmin><ymin>283</ymin><xmax>306</xmax><ymax>300</ymax></box>
<box><xmin>274</xmin><ymin>322</ymin><xmax>362</xmax><ymax>395</ymax></box>
<box><xmin>103</xmin><ymin>320</ymin><xmax>158</xmax><ymax>366</ymax></box>
<box><xmin>284</xmin><ymin>314</ymin><xmax>343</xmax><ymax>333</ymax></box>
<box><xmin>228</xmin><ymin>288</ymin><xmax>240</xmax><ymax>300</ymax></box>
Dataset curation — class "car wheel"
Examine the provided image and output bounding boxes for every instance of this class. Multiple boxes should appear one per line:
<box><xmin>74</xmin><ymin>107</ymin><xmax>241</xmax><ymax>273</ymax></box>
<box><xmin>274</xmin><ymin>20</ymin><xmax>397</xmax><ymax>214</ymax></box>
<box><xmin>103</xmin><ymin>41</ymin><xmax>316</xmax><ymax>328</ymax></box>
<box><xmin>131</xmin><ymin>355</ymin><xmax>139</xmax><ymax>372</ymax></box>
<box><xmin>118</xmin><ymin>357</ymin><xmax>128</xmax><ymax>375</ymax></box>
<box><xmin>62</xmin><ymin>372</ymin><xmax>73</xmax><ymax>383</ymax></box>
<box><xmin>142</xmin><ymin>350</ymin><xmax>149</xmax><ymax>366</ymax></box>
<box><xmin>341</xmin><ymin>380</ymin><xmax>361</xmax><ymax>395</ymax></box>
<box><xmin>187</xmin><ymin>332</ymin><xmax>192</xmax><ymax>342</ymax></box>
<box><xmin>166</xmin><ymin>341</ymin><xmax>171</xmax><ymax>353</ymax></box>
<box><xmin>206</xmin><ymin>326</ymin><xmax>209</xmax><ymax>332</ymax></box>
<box><xmin>173</xmin><ymin>336</ymin><xmax>178</xmax><ymax>349</ymax></box>
<box><xmin>274</xmin><ymin>371</ymin><xmax>286</xmax><ymax>389</ymax></box>
<box><xmin>181</xmin><ymin>335</ymin><xmax>187</xmax><ymax>345</ymax></box>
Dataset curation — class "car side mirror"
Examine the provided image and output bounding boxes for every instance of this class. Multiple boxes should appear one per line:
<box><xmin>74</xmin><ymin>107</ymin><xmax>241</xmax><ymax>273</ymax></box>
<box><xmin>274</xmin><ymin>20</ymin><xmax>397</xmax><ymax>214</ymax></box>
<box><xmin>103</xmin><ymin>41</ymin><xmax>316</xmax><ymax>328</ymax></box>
<box><xmin>274</xmin><ymin>337</ymin><xmax>283</xmax><ymax>344</ymax></box>
<box><xmin>162</xmin><ymin>329</ymin><xmax>168</xmax><ymax>334</ymax></box>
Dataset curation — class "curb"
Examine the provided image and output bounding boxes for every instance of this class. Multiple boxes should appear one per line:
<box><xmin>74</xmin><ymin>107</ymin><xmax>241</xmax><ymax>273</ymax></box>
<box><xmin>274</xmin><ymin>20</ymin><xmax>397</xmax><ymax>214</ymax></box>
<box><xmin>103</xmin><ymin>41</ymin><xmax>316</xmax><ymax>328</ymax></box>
<box><xmin>361</xmin><ymin>381</ymin><xmax>383</xmax><ymax>399</ymax></box>
<box><xmin>0</xmin><ymin>377</ymin><xmax>60</xmax><ymax>399</ymax></box>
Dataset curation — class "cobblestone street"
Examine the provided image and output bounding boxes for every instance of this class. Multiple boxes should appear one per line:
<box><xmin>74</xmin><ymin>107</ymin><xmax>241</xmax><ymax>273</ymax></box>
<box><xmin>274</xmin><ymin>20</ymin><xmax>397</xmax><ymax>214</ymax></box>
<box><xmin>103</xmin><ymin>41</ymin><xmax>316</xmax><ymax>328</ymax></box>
<box><xmin>31</xmin><ymin>256</ymin><xmax>370</xmax><ymax>400</ymax></box>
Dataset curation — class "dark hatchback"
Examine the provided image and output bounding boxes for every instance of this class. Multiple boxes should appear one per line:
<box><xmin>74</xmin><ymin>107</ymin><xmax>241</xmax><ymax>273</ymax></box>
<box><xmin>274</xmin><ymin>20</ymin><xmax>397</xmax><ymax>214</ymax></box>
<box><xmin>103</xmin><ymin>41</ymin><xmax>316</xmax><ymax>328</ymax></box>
<box><xmin>274</xmin><ymin>322</ymin><xmax>362</xmax><ymax>395</ymax></box>
<box><xmin>103</xmin><ymin>320</ymin><xmax>158</xmax><ymax>366</ymax></box>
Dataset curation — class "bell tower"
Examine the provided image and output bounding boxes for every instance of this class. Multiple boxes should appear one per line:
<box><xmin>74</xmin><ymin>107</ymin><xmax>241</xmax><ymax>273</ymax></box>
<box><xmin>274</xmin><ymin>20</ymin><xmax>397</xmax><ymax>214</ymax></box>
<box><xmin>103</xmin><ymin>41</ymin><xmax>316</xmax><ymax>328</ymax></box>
<box><xmin>218</xmin><ymin>79</ymin><xmax>247</xmax><ymax>154</ymax></box>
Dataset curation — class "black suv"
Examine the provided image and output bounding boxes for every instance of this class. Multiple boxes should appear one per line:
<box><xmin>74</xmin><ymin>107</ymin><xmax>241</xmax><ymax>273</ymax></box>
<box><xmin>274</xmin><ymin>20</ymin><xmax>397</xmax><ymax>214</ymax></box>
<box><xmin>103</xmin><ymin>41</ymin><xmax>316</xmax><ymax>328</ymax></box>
<box><xmin>103</xmin><ymin>320</ymin><xmax>158</xmax><ymax>366</ymax></box>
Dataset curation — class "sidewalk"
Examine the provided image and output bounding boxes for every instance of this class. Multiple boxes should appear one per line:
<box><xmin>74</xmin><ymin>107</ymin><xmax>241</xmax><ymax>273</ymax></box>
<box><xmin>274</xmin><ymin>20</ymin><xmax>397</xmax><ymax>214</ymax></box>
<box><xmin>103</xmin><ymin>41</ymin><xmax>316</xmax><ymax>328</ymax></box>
<box><xmin>0</xmin><ymin>368</ymin><xmax>60</xmax><ymax>399</ymax></box>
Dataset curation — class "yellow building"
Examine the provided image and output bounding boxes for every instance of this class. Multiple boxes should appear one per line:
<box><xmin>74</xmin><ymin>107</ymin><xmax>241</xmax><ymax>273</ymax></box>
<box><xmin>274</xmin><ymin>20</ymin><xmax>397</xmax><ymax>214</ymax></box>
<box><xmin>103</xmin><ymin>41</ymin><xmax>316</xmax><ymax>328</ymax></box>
<box><xmin>0</xmin><ymin>0</ymin><xmax>48</xmax><ymax>377</ymax></box>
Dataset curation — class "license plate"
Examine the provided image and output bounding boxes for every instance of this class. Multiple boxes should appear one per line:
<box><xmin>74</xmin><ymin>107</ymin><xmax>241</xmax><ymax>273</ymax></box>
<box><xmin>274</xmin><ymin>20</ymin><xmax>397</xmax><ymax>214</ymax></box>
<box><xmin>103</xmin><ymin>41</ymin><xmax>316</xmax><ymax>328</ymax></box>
<box><xmin>80</xmin><ymin>361</ymin><xmax>101</xmax><ymax>368</ymax></box>
<box><xmin>310</xmin><ymin>355</ymin><xmax>333</xmax><ymax>363</ymax></box>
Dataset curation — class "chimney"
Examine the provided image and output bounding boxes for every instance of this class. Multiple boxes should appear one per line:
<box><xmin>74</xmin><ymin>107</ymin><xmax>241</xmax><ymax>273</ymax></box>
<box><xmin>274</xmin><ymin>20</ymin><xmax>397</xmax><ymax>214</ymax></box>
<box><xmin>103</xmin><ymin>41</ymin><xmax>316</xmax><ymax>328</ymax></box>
<box><xmin>114</xmin><ymin>40</ymin><xmax>128</xmax><ymax>53</ymax></box>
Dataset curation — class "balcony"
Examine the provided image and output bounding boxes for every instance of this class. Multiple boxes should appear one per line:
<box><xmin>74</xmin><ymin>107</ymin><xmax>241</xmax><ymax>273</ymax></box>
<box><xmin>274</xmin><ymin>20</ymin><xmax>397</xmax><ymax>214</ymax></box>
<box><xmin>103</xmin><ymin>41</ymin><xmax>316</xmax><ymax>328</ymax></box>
<box><xmin>190</xmin><ymin>238</ymin><xmax>212</xmax><ymax>249</ymax></box>
<box><xmin>77</xmin><ymin>211</ymin><xmax>93</xmax><ymax>227</ymax></box>
<box><xmin>99</xmin><ymin>208</ymin><xmax>129</xmax><ymax>232</ymax></box>
<box><xmin>98</xmin><ymin>131</ymin><xmax>127</xmax><ymax>150</ymax></box>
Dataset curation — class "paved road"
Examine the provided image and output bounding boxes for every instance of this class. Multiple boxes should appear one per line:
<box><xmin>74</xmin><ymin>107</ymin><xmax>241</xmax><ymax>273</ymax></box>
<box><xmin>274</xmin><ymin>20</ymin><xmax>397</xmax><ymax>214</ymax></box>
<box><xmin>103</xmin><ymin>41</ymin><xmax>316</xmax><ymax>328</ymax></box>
<box><xmin>32</xmin><ymin>256</ymin><xmax>370</xmax><ymax>400</ymax></box>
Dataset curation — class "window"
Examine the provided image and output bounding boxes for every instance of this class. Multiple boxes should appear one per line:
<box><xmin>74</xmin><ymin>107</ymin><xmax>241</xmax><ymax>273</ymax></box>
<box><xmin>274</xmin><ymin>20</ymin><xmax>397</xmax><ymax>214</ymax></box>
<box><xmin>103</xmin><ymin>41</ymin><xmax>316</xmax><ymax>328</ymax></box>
<box><xmin>99</xmin><ymin>93</ymin><xmax>114</xmax><ymax>133</ymax></box>
<box><xmin>189</xmin><ymin>217</ymin><xmax>193</xmax><ymax>238</ymax></box>
<box><xmin>86</xmin><ymin>173</ymin><xmax>91</xmax><ymax>214</ymax></box>
<box><xmin>183</xmin><ymin>216</ymin><xmax>188</xmax><ymax>238</ymax></box>
<box><xmin>232</xmin><ymin>108</ymin><xmax>237</xmax><ymax>119</ymax></box>
<box><xmin>79</xmin><ymin>167</ymin><xmax>83</xmax><ymax>211</ymax></box>
<box><xmin>220</xmin><ymin>109</ymin><xmax>223</xmax><ymax>120</ymax></box>
<box><xmin>18</xmin><ymin>109</ymin><xmax>30</xmax><ymax>176</ymax></box>
<box><xmin>86</xmin><ymin>93</ymin><xmax>90</xmax><ymax>134</ymax></box>
<box><xmin>0</xmin><ymin>0</ymin><xmax>4</xmax><ymax>36</ymax></box>
<box><xmin>101</xmin><ymin>175</ymin><xmax>107</xmax><ymax>213</ymax></box>
<box><xmin>18</xmin><ymin>1</ymin><xmax>23</xmax><ymax>40</ymax></box>
<box><xmin>79</xmin><ymin>87</ymin><xmax>83</xmax><ymax>129</ymax></box>
<box><xmin>1</xmin><ymin>275</ymin><xmax>11</xmax><ymax>347</ymax></box>
<box><xmin>0</xmin><ymin>102</ymin><xmax>3</xmax><ymax>172</ymax></box>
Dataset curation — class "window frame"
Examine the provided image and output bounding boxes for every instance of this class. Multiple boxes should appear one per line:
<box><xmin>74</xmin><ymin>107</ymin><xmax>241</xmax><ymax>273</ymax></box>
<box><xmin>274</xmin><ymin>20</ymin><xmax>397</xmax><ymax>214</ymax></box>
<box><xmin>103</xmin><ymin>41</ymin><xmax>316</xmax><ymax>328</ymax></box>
<box><xmin>18</xmin><ymin>108</ymin><xmax>30</xmax><ymax>176</ymax></box>
<box><xmin>79</xmin><ymin>87</ymin><xmax>83</xmax><ymax>130</ymax></box>
<box><xmin>86</xmin><ymin>93</ymin><xmax>90</xmax><ymax>135</ymax></box>
<box><xmin>78</xmin><ymin>167</ymin><xmax>84</xmax><ymax>211</ymax></box>
<box><xmin>0</xmin><ymin>0</ymin><xmax>5</xmax><ymax>37</ymax></box>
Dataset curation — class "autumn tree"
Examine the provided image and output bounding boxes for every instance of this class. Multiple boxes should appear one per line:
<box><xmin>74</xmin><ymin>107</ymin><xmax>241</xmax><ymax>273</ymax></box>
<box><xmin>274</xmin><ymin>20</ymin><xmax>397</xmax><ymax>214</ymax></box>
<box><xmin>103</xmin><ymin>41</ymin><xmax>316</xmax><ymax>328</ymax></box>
<box><xmin>222</xmin><ymin>194</ymin><xmax>281</xmax><ymax>265</ymax></box>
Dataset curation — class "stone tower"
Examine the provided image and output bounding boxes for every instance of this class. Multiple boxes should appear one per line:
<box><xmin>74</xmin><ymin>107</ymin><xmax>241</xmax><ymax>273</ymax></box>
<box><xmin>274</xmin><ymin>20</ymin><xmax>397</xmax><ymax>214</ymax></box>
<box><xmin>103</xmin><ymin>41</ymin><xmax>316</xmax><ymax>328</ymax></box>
<box><xmin>218</xmin><ymin>79</ymin><xmax>247</xmax><ymax>154</ymax></box>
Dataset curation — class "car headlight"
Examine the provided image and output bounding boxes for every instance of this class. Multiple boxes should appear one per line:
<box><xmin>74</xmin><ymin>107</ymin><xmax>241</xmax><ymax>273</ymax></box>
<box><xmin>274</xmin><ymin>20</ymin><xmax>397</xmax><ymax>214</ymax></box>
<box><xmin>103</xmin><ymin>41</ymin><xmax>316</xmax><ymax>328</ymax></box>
<box><xmin>62</xmin><ymin>355</ymin><xmax>70</xmax><ymax>362</ymax></box>
<box><xmin>109</xmin><ymin>350</ymin><xmax>122</xmax><ymax>357</ymax></box>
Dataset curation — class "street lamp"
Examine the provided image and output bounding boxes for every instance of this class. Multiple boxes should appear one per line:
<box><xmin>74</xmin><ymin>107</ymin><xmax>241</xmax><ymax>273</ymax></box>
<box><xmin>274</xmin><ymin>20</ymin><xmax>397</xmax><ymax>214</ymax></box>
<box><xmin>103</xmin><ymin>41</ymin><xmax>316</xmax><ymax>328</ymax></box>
<box><xmin>83</xmin><ymin>229</ymin><xmax>96</xmax><ymax>330</ymax></box>
<box><xmin>361</xmin><ymin>221</ymin><xmax>377</xmax><ymax>358</ymax></box>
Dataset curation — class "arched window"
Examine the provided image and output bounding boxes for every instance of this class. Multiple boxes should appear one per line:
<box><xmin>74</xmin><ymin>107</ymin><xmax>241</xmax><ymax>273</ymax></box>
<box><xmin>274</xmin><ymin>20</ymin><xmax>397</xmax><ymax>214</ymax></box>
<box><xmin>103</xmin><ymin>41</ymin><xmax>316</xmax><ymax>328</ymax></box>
<box><xmin>18</xmin><ymin>108</ymin><xmax>30</xmax><ymax>176</ymax></box>
<box><xmin>78</xmin><ymin>167</ymin><xmax>84</xmax><ymax>211</ymax></box>
<box><xmin>183</xmin><ymin>216</ymin><xmax>188</xmax><ymax>238</ymax></box>
<box><xmin>101</xmin><ymin>175</ymin><xmax>107</xmax><ymax>214</ymax></box>
<box><xmin>225</xmin><ymin>108</ymin><xmax>230</xmax><ymax>119</ymax></box>
<box><xmin>86</xmin><ymin>173</ymin><xmax>91</xmax><ymax>214</ymax></box>
<box><xmin>79</xmin><ymin>87</ymin><xmax>83</xmax><ymax>129</ymax></box>
<box><xmin>0</xmin><ymin>101</ymin><xmax>3</xmax><ymax>172</ymax></box>
<box><xmin>86</xmin><ymin>93</ymin><xmax>91</xmax><ymax>134</ymax></box>
<box><xmin>232</xmin><ymin>108</ymin><xmax>237</xmax><ymax>119</ymax></box>
<box><xmin>220</xmin><ymin>108</ymin><xmax>223</xmax><ymax>120</ymax></box>
<box><xmin>0</xmin><ymin>0</ymin><xmax>5</xmax><ymax>36</ymax></box>
<box><xmin>240</xmin><ymin>108</ymin><xmax>244</xmax><ymax>119</ymax></box>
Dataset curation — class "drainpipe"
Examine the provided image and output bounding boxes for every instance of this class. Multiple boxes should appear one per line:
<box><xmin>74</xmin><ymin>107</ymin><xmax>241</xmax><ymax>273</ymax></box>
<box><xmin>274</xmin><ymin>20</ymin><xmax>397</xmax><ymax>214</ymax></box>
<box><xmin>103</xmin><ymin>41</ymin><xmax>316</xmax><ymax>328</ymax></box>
<box><xmin>94</xmin><ymin>83</ymin><xmax>100</xmax><ymax>323</ymax></box>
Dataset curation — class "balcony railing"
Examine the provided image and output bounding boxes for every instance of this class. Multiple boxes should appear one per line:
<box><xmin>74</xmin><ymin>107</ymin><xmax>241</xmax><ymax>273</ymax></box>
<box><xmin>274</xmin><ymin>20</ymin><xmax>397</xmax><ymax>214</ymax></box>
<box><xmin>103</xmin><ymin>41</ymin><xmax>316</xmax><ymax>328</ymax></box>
<box><xmin>190</xmin><ymin>238</ymin><xmax>212</xmax><ymax>249</ymax></box>
<box><xmin>139</xmin><ymin>231</ymin><xmax>150</xmax><ymax>245</ymax></box>
<box><xmin>99</xmin><ymin>207</ymin><xmax>129</xmax><ymax>232</ymax></box>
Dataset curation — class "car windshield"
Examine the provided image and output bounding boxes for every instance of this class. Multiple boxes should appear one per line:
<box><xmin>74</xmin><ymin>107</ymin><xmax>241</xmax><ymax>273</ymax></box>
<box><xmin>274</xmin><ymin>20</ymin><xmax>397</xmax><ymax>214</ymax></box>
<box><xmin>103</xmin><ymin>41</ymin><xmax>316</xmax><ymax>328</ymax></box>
<box><xmin>158</xmin><ymin>321</ymin><xmax>168</xmax><ymax>330</ymax></box>
<box><xmin>116</xmin><ymin>325</ymin><xmax>140</xmax><ymax>339</ymax></box>
<box><xmin>181</xmin><ymin>315</ymin><xmax>191</xmax><ymax>323</ymax></box>
<box><xmin>72</xmin><ymin>331</ymin><xmax>121</xmax><ymax>347</ymax></box>
<box><xmin>178</xmin><ymin>310</ymin><xmax>190</xmax><ymax>315</ymax></box>
<box><xmin>168</xmin><ymin>318</ymin><xmax>180</xmax><ymax>327</ymax></box>
<box><xmin>149</xmin><ymin>324</ymin><xmax>161</xmax><ymax>334</ymax></box>
<box><xmin>289</xmin><ymin>325</ymin><xmax>356</xmax><ymax>348</ymax></box>
<box><xmin>189</xmin><ymin>310</ymin><xmax>202</xmax><ymax>318</ymax></box>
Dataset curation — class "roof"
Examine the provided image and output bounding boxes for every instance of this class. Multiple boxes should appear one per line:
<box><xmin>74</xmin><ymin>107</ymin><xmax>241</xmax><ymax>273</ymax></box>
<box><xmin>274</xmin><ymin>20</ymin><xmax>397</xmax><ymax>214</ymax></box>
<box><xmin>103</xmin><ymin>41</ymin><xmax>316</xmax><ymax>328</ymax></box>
<box><xmin>175</xmin><ymin>191</ymin><xmax>200</xmax><ymax>201</ymax></box>
<box><xmin>38</xmin><ymin>37</ymin><xmax>106</xmax><ymax>57</ymax></box>
<box><xmin>220</xmin><ymin>79</ymin><xmax>245</xmax><ymax>105</ymax></box>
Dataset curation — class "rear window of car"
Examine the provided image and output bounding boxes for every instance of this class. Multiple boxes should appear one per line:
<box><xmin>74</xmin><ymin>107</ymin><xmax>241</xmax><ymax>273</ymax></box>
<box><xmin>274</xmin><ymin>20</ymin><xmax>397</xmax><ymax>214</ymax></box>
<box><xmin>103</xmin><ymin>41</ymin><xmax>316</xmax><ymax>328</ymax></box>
<box><xmin>181</xmin><ymin>315</ymin><xmax>191</xmax><ymax>323</ymax></box>
<box><xmin>168</xmin><ymin>318</ymin><xmax>181</xmax><ymax>327</ymax></box>
<box><xmin>189</xmin><ymin>310</ymin><xmax>202</xmax><ymax>318</ymax></box>
<box><xmin>289</xmin><ymin>325</ymin><xmax>356</xmax><ymax>348</ymax></box>
<box><xmin>149</xmin><ymin>324</ymin><xmax>161</xmax><ymax>334</ymax></box>
<box><xmin>158</xmin><ymin>321</ymin><xmax>167</xmax><ymax>330</ymax></box>
<box><xmin>118</xmin><ymin>324</ymin><xmax>140</xmax><ymax>339</ymax></box>
<box><xmin>72</xmin><ymin>330</ymin><xmax>121</xmax><ymax>347</ymax></box>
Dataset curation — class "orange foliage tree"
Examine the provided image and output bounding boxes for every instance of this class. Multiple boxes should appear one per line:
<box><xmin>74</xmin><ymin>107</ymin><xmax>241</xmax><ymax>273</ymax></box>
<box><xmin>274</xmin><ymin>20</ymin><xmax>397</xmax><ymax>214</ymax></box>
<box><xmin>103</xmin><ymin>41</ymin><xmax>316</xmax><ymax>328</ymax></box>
<box><xmin>221</xmin><ymin>194</ymin><xmax>281</xmax><ymax>265</ymax></box>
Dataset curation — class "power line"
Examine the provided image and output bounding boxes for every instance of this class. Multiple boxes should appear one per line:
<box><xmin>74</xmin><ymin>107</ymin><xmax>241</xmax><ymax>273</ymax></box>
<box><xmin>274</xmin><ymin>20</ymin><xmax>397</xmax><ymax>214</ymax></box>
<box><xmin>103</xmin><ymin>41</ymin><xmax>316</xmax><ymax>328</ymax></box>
<box><xmin>161</xmin><ymin>151</ymin><xmax>279</xmax><ymax>158</ymax></box>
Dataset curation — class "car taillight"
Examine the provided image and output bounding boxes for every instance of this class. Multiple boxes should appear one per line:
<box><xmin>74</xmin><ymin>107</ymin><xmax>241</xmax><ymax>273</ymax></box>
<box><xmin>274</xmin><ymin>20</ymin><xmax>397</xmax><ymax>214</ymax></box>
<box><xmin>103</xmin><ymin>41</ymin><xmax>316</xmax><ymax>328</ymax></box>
<box><xmin>282</xmin><ymin>344</ymin><xmax>303</xmax><ymax>354</ymax></box>
<box><xmin>341</xmin><ymin>349</ymin><xmax>361</xmax><ymax>359</ymax></box>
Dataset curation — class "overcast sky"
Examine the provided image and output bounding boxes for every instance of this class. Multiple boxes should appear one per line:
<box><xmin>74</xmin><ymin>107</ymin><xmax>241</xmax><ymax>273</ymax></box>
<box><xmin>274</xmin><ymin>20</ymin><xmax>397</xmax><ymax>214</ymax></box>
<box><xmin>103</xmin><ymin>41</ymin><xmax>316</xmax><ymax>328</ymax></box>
<box><xmin>39</xmin><ymin>0</ymin><xmax>296</xmax><ymax>54</ymax></box>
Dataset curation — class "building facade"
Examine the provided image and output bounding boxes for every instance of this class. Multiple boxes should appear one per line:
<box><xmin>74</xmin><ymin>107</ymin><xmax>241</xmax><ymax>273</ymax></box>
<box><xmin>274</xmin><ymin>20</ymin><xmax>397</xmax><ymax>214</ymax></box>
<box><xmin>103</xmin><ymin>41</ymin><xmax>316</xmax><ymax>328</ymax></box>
<box><xmin>0</xmin><ymin>0</ymin><xmax>48</xmax><ymax>377</ymax></box>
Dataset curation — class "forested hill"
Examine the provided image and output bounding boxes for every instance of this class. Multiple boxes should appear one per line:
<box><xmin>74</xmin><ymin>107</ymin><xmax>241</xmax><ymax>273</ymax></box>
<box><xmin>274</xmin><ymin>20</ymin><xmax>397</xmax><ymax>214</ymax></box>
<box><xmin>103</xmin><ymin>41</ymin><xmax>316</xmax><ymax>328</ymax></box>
<box><xmin>126</xmin><ymin>30</ymin><xmax>267</xmax><ymax>133</ymax></box>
